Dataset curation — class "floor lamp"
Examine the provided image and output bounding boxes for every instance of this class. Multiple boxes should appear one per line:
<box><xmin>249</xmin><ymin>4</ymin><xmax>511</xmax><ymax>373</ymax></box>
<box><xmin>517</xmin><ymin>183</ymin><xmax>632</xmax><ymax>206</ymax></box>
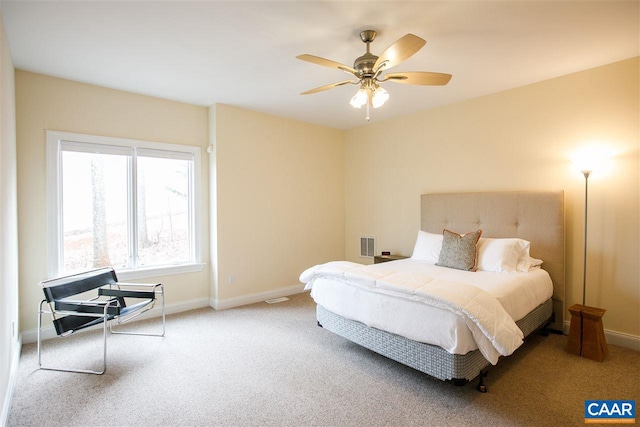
<box><xmin>581</xmin><ymin>169</ymin><xmax>590</xmax><ymax>306</ymax></box>
<box><xmin>567</xmin><ymin>161</ymin><xmax>608</xmax><ymax>362</ymax></box>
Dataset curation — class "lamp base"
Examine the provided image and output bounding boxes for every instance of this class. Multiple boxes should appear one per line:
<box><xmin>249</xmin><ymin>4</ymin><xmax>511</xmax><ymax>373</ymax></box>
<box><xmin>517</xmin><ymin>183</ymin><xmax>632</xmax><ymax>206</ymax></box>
<box><xmin>567</xmin><ymin>303</ymin><xmax>608</xmax><ymax>362</ymax></box>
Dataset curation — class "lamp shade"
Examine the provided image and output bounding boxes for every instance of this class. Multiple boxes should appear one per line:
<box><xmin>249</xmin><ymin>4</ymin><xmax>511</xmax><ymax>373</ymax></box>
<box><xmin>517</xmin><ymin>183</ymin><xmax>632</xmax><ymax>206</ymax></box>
<box><xmin>573</xmin><ymin>145</ymin><xmax>609</xmax><ymax>175</ymax></box>
<box><xmin>371</xmin><ymin>86</ymin><xmax>389</xmax><ymax>108</ymax></box>
<box><xmin>349</xmin><ymin>88</ymin><xmax>368</xmax><ymax>108</ymax></box>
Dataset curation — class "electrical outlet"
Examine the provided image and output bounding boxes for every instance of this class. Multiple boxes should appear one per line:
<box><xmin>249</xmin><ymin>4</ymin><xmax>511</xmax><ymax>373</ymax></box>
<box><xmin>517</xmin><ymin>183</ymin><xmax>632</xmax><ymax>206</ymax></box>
<box><xmin>228</xmin><ymin>275</ymin><xmax>235</xmax><ymax>284</ymax></box>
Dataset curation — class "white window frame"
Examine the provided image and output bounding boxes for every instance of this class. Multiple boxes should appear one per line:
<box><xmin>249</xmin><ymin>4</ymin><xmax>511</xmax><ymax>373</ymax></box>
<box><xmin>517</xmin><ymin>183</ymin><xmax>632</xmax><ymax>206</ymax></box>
<box><xmin>46</xmin><ymin>130</ymin><xmax>204</xmax><ymax>280</ymax></box>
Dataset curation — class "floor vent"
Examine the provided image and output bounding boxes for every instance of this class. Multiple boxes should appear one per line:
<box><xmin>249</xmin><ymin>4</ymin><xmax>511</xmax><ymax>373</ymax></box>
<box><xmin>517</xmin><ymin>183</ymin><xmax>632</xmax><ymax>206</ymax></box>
<box><xmin>265</xmin><ymin>297</ymin><xmax>289</xmax><ymax>304</ymax></box>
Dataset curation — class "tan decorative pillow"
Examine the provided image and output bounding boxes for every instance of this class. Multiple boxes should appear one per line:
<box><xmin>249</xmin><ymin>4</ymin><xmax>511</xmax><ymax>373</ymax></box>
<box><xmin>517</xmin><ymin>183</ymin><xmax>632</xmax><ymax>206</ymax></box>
<box><xmin>436</xmin><ymin>229</ymin><xmax>483</xmax><ymax>271</ymax></box>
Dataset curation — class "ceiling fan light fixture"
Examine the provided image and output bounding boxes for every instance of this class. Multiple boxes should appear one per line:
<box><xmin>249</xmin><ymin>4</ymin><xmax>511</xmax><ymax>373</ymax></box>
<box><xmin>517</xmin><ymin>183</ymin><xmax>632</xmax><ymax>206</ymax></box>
<box><xmin>349</xmin><ymin>87</ymin><xmax>368</xmax><ymax>108</ymax></box>
<box><xmin>371</xmin><ymin>86</ymin><xmax>389</xmax><ymax>108</ymax></box>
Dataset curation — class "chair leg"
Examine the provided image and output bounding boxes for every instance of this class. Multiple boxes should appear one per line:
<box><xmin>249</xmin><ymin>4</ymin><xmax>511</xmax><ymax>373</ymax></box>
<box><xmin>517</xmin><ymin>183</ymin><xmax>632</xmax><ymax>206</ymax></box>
<box><xmin>109</xmin><ymin>284</ymin><xmax>165</xmax><ymax>337</ymax></box>
<box><xmin>37</xmin><ymin>299</ymin><xmax>109</xmax><ymax>375</ymax></box>
<box><xmin>37</xmin><ymin>299</ymin><xmax>45</xmax><ymax>370</ymax></box>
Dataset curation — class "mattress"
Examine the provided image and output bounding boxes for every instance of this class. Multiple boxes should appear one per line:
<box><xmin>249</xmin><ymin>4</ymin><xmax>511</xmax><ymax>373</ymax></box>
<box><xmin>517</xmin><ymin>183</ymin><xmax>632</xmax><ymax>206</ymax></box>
<box><xmin>302</xmin><ymin>259</ymin><xmax>553</xmax><ymax>364</ymax></box>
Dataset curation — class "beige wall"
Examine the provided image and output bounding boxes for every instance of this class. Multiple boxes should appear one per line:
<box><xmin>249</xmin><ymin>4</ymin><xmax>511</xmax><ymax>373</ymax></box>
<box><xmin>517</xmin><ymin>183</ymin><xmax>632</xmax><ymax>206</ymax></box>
<box><xmin>15</xmin><ymin>71</ymin><xmax>210</xmax><ymax>332</ymax></box>
<box><xmin>212</xmin><ymin>104</ymin><xmax>345</xmax><ymax>305</ymax></box>
<box><xmin>11</xmin><ymin>58</ymin><xmax>639</xmax><ymax>341</ymax></box>
<box><xmin>344</xmin><ymin>57</ymin><xmax>639</xmax><ymax>337</ymax></box>
<box><xmin>0</xmin><ymin>11</ymin><xmax>18</xmax><ymax>423</ymax></box>
<box><xmin>15</xmin><ymin>71</ymin><xmax>346</xmax><ymax>330</ymax></box>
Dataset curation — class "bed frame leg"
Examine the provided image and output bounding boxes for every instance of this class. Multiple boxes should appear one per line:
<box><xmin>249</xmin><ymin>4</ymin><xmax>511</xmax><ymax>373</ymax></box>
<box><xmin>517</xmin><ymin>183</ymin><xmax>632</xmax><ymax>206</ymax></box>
<box><xmin>476</xmin><ymin>370</ymin><xmax>488</xmax><ymax>393</ymax></box>
<box><xmin>317</xmin><ymin>321</ymin><xmax>323</xmax><ymax>328</ymax></box>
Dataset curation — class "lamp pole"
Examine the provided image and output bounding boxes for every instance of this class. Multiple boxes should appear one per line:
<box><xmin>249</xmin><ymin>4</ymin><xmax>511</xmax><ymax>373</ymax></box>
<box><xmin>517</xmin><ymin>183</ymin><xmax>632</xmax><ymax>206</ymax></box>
<box><xmin>582</xmin><ymin>169</ymin><xmax>591</xmax><ymax>306</ymax></box>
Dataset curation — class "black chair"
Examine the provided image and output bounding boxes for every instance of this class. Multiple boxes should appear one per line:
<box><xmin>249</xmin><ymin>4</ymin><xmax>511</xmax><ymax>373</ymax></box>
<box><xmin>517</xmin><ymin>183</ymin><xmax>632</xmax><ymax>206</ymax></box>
<box><xmin>37</xmin><ymin>267</ymin><xmax>165</xmax><ymax>374</ymax></box>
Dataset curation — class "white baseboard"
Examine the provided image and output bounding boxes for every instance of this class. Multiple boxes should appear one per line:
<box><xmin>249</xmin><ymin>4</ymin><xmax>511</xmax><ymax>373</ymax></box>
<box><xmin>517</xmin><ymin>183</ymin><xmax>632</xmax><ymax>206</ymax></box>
<box><xmin>21</xmin><ymin>297</ymin><xmax>210</xmax><ymax>344</ymax></box>
<box><xmin>563</xmin><ymin>320</ymin><xmax>640</xmax><ymax>351</ymax></box>
<box><xmin>22</xmin><ymin>285</ymin><xmax>308</xmax><ymax>343</ymax></box>
<box><xmin>1</xmin><ymin>335</ymin><xmax>22</xmax><ymax>427</ymax></box>
<box><xmin>211</xmin><ymin>284</ymin><xmax>306</xmax><ymax>310</ymax></box>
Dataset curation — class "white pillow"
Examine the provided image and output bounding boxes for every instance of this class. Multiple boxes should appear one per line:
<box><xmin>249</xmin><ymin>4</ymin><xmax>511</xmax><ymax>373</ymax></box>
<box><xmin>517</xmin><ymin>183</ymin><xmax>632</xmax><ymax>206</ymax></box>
<box><xmin>410</xmin><ymin>230</ymin><xmax>443</xmax><ymax>264</ymax></box>
<box><xmin>476</xmin><ymin>238</ymin><xmax>531</xmax><ymax>273</ymax></box>
<box><xmin>517</xmin><ymin>255</ymin><xmax>543</xmax><ymax>272</ymax></box>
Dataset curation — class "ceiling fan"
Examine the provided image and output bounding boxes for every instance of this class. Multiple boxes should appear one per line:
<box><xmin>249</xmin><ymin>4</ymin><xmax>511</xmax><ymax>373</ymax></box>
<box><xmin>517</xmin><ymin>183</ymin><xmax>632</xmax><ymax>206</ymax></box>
<box><xmin>297</xmin><ymin>30</ymin><xmax>452</xmax><ymax>120</ymax></box>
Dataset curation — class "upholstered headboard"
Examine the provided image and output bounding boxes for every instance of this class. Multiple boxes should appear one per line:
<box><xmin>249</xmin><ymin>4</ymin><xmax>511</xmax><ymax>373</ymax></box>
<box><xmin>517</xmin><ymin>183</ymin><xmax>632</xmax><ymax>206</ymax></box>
<box><xmin>421</xmin><ymin>191</ymin><xmax>565</xmax><ymax>331</ymax></box>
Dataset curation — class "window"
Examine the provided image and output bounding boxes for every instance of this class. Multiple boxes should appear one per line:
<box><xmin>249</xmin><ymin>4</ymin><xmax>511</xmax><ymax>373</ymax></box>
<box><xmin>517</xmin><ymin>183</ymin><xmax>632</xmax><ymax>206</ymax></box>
<box><xmin>47</xmin><ymin>131</ymin><xmax>203</xmax><ymax>279</ymax></box>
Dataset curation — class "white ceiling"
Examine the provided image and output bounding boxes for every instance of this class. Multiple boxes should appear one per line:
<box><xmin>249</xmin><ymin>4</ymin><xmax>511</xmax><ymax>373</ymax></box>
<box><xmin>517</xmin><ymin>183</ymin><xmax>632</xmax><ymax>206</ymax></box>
<box><xmin>2</xmin><ymin>1</ymin><xmax>638</xmax><ymax>130</ymax></box>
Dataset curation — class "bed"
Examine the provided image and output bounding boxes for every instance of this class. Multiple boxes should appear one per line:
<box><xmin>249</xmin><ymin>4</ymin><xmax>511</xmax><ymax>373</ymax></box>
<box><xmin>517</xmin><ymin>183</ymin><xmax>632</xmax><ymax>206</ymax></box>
<box><xmin>300</xmin><ymin>191</ymin><xmax>565</xmax><ymax>386</ymax></box>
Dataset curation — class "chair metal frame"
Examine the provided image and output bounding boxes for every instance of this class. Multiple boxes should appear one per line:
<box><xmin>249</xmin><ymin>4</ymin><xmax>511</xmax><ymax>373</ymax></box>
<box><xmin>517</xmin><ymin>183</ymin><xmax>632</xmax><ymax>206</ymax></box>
<box><xmin>37</xmin><ymin>267</ymin><xmax>165</xmax><ymax>375</ymax></box>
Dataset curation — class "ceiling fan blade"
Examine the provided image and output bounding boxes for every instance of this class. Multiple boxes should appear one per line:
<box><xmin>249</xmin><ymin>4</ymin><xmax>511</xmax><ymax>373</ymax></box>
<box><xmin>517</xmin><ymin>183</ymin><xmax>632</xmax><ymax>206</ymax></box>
<box><xmin>296</xmin><ymin>54</ymin><xmax>358</xmax><ymax>76</ymax></box>
<box><xmin>301</xmin><ymin>80</ymin><xmax>355</xmax><ymax>95</ymax></box>
<box><xmin>373</xmin><ymin>34</ymin><xmax>426</xmax><ymax>71</ymax></box>
<box><xmin>382</xmin><ymin>72</ymin><xmax>452</xmax><ymax>86</ymax></box>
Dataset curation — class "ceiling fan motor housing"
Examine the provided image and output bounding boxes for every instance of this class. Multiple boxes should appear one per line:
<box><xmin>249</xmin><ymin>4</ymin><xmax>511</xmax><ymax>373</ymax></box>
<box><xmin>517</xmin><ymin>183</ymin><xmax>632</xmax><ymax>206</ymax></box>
<box><xmin>353</xmin><ymin>53</ymin><xmax>378</xmax><ymax>78</ymax></box>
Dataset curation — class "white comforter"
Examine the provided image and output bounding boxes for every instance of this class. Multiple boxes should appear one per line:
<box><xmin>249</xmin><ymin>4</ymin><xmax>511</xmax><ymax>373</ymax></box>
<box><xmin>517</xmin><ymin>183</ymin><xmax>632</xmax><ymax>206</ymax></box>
<box><xmin>300</xmin><ymin>259</ymin><xmax>553</xmax><ymax>365</ymax></box>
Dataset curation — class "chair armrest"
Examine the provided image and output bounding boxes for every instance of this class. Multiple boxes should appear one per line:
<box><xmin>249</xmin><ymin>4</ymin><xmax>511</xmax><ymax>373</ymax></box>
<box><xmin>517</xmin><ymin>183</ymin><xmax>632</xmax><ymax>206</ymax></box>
<box><xmin>99</xmin><ymin>288</ymin><xmax>156</xmax><ymax>299</ymax></box>
<box><xmin>104</xmin><ymin>282</ymin><xmax>163</xmax><ymax>293</ymax></box>
<box><xmin>108</xmin><ymin>282</ymin><xmax>161</xmax><ymax>288</ymax></box>
<box><xmin>55</xmin><ymin>299</ymin><xmax>121</xmax><ymax>316</ymax></box>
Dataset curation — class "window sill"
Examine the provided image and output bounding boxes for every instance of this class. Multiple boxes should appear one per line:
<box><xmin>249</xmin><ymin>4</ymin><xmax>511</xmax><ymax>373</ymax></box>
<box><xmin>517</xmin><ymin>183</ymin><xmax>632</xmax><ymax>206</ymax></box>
<box><xmin>116</xmin><ymin>263</ymin><xmax>206</xmax><ymax>281</ymax></box>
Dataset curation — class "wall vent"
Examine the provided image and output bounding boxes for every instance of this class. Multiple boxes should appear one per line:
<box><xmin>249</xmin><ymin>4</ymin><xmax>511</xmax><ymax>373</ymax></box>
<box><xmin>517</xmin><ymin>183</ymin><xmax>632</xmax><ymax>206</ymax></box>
<box><xmin>360</xmin><ymin>236</ymin><xmax>376</xmax><ymax>258</ymax></box>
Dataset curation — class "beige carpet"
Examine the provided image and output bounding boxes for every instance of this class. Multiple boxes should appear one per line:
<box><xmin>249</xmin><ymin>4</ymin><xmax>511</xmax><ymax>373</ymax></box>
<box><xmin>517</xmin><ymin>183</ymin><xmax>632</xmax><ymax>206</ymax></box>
<box><xmin>8</xmin><ymin>292</ymin><xmax>640</xmax><ymax>426</ymax></box>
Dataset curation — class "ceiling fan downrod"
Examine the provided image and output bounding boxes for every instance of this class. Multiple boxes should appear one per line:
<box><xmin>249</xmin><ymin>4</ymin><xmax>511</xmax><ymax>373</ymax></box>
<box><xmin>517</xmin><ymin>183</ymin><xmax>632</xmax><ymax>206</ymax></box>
<box><xmin>353</xmin><ymin>30</ymin><xmax>379</xmax><ymax>79</ymax></box>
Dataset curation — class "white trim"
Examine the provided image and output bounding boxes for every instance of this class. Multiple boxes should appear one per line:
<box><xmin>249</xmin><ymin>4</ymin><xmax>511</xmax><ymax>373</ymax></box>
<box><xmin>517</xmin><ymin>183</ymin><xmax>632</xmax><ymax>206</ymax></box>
<box><xmin>211</xmin><ymin>284</ymin><xmax>306</xmax><ymax>310</ymax></box>
<box><xmin>605</xmin><ymin>329</ymin><xmax>640</xmax><ymax>351</ymax></box>
<box><xmin>116</xmin><ymin>263</ymin><xmax>205</xmax><ymax>281</ymax></box>
<box><xmin>45</xmin><ymin>134</ymin><xmax>62</xmax><ymax>275</ymax></box>
<box><xmin>563</xmin><ymin>320</ymin><xmax>640</xmax><ymax>351</ymax></box>
<box><xmin>21</xmin><ymin>297</ymin><xmax>210</xmax><ymax>344</ymax></box>
<box><xmin>1</xmin><ymin>335</ymin><xmax>21</xmax><ymax>426</ymax></box>
<box><xmin>48</xmin><ymin>130</ymin><xmax>199</xmax><ymax>154</ymax></box>
<box><xmin>23</xmin><ymin>286</ymin><xmax>308</xmax><ymax>343</ymax></box>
